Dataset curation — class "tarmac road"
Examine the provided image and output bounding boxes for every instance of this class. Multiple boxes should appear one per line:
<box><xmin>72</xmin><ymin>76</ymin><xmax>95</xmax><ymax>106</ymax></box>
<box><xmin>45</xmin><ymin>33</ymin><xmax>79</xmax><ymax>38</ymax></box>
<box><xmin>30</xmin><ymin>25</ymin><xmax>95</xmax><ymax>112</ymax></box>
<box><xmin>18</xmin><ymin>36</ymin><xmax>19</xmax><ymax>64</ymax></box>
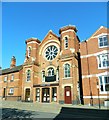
<box><xmin>1</xmin><ymin>100</ymin><xmax>109</xmax><ymax>120</ymax></box>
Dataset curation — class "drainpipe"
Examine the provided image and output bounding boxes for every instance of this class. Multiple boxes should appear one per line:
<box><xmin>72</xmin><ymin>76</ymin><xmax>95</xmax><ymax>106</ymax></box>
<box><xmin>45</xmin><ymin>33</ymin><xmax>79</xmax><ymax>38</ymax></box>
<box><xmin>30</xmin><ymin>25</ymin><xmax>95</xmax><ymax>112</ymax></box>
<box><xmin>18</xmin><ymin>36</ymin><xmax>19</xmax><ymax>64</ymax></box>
<box><xmin>85</xmin><ymin>40</ymin><xmax>93</xmax><ymax>106</ymax></box>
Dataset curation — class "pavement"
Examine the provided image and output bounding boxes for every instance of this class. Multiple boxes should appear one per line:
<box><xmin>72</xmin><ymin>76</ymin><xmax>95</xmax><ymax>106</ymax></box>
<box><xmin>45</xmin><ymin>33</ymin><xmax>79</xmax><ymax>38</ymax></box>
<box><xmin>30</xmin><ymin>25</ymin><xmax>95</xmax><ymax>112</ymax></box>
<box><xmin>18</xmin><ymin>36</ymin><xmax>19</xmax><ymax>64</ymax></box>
<box><xmin>0</xmin><ymin>100</ymin><xmax>109</xmax><ymax>119</ymax></box>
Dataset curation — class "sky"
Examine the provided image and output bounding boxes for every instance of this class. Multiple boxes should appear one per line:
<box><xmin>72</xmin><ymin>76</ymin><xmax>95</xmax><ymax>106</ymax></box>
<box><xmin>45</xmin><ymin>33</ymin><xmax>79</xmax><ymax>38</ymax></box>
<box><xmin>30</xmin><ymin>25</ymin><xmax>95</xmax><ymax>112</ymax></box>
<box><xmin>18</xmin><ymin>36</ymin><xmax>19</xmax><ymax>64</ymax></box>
<box><xmin>2</xmin><ymin>2</ymin><xmax>108</xmax><ymax>69</ymax></box>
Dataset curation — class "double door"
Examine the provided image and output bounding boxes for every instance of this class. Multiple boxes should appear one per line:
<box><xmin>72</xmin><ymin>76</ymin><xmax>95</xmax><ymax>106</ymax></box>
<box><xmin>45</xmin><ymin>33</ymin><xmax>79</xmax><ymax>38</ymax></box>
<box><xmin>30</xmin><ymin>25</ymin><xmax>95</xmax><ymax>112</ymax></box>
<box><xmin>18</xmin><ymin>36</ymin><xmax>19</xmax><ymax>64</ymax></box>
<box><xmin>42</xmin><ymin>88</ymin><xmax>50</xmax><ymax>102</ymax></box>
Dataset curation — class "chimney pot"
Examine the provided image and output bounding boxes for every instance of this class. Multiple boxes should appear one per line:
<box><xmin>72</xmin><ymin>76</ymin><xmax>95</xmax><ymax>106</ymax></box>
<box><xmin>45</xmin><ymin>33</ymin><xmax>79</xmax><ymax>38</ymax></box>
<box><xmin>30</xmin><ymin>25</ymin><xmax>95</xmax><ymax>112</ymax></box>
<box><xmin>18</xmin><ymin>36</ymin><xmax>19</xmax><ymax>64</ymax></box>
<box><xmin>10</xmin><ymin>56</ymin><xmax>16</xmax><ymax>68</ymax></box>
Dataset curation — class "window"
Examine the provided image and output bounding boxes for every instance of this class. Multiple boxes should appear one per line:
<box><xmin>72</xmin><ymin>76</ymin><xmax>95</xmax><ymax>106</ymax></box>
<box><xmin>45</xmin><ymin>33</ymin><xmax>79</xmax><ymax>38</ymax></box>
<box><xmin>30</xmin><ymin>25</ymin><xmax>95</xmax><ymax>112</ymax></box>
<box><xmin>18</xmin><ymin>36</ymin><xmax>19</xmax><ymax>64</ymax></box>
<box><xmin>11</xmin><ymin>74</ymin><xmax>14</xmax><ymax>81</ymax></box>
<box><xmin>42</xmin><ymin>71</ymin><xmax>45</xmax><ymax>82</ymax></box>
<box><xmin>36</xmin><ymin>88</ymin><xmax>40</xmax><ymax>102</ymax></box>
<box><xmin>97</xmin><ymin>53</ymin><xmax>109</xmax><ymax>69</ymax></box>
<box><xmin>64</xmin><ymin>63</ymin><xmax>70</xmax><ymax>78</ymax></box>
<box><xmin>28</xmin><ymin>47</ymin><xmax>31</xmax><ymax>57</ymax></box>
<box><xmin>99</xmin><ymin>76</ymin><xmax>109</xmax><ymax>92</ymax></box>
<box><xmin>45</xmin><ymin>45</ymin><xmax>58</xmax><ymax>61</ymax></box>
<box><xmin>9</xmin><ymin>88</ymin><xmax>14</xmax><ymax>94</ymax></box>
<box><xmin>4</xmin><ymin>76</ymin><xmax>7</xmax><ymax>82</ymax></box>
<box><xmin>47</xmin><ymin>67</ymin><xmax>54</xmax><ymax>76</ymax></box>
<box><xmin>98</xmin><ymin>35</ymin><xmax>109</xmax><ymax>47</ymax></box>
<box><xmin>64</xmin><ymin>37</ymin><xmax>68</xmax><ymax>49</ymax></box>
<box><xmin>26</xmin><ymin>70</ymin><xmax>31</xmax><ymax>81</ymax></box>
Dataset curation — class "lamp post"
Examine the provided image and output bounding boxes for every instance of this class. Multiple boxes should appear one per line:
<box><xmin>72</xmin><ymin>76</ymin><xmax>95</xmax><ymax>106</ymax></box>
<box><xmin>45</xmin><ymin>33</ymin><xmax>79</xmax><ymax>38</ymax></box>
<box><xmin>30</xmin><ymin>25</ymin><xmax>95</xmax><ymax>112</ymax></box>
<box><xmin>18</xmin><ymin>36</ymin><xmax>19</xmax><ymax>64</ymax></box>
<box><xmin>96</xmin><ymin>80</ymin><xmax>101</xmax><ymax>109</ymax></box>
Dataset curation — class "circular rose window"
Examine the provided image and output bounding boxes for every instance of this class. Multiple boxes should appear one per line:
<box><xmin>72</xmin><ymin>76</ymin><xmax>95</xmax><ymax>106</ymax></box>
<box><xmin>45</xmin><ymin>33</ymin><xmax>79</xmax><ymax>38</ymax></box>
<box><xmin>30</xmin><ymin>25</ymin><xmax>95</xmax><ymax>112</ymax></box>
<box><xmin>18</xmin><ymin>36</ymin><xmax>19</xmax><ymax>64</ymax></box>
<box><xmin>45</xmin><ymin>45</ymin><xmax>58</xmax><ymax>60</ymax></box>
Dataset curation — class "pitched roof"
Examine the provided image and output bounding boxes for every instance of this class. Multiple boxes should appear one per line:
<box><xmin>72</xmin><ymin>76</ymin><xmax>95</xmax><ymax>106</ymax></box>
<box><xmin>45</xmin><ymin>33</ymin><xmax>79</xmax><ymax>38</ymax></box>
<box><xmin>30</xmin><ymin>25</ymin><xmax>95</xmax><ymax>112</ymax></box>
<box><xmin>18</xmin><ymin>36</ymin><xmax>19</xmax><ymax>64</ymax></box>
<box><xmin>1</xmin><ymin>65</ymin><xmax>23</xmax><ymax>75</ymax></box>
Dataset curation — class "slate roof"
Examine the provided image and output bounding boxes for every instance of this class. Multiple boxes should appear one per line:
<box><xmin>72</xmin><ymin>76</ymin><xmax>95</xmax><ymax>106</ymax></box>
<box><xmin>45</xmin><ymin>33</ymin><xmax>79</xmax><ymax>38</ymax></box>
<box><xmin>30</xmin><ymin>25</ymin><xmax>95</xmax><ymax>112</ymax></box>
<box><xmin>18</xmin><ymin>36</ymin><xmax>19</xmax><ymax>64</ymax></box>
<box><xmin>1</xmin><ymin>65</ymin><xmax>23</xmax><ymax>75</ymax></box>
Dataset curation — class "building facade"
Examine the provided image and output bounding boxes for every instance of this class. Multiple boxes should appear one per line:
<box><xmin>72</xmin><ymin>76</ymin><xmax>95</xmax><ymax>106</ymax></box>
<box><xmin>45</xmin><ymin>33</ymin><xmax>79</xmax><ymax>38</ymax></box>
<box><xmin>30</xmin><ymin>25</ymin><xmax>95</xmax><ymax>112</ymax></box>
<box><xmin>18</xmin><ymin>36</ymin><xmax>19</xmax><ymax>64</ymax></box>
<box><xmin>80</xmin><ymin>26</ymin><xmax>109</xmax><ymax>105</ymax></box>
<box><xmin>0</xmin><ymin>25</ymin><xmax>109</xmax><ymax>105</ymax></box>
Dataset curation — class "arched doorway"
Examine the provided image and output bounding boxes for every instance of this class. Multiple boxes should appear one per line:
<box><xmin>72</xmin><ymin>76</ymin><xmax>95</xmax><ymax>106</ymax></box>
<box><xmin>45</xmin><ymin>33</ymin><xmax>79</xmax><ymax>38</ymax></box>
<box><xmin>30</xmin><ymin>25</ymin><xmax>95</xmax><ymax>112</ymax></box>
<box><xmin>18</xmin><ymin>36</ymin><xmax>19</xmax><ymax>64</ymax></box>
<box><xmin>64</xmin><ymin>86</ymin><xmax>72</xmax><ymax>104</ymax></box>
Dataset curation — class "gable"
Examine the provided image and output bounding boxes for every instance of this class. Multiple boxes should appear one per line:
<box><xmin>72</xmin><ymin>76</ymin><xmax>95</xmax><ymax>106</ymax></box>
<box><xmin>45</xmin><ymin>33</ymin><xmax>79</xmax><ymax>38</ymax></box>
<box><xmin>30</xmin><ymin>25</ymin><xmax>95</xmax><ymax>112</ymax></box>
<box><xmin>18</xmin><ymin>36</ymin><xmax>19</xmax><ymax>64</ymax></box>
<box><xmin>91</xmin><ymin>26</ymin><xmax>109</xmax><ymax>38</ymax></box>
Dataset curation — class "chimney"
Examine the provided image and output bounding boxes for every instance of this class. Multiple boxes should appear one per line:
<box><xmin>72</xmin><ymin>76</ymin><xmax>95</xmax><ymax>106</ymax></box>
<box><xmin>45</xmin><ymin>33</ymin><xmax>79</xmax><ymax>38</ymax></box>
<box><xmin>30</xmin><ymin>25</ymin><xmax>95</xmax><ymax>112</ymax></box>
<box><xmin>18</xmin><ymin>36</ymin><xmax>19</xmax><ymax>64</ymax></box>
<box><xmin>10</xmin><ymin>56</ymin><xmax>16</xmax><ymax>68</ymax></box>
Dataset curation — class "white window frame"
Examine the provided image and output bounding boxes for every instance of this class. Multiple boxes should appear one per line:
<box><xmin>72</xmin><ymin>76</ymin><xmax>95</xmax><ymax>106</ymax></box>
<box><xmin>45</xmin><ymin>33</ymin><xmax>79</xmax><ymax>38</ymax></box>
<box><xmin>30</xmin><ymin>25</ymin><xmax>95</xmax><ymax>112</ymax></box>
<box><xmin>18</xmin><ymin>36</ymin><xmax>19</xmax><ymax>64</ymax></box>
<box><xmin>64</xmin><ymin>37</ymin><xmax>68</xmax><ymax>49</ymax></box>
<box><xmin>26</xmin><ymin>70</ymin><xmax>31</xmax><ymax>82</ymax></box>
<box><xmin>64</xmin><ymin>63</ymin><xmax>70</xmax><ymax>78</ymax></box>
<box><xmin>98</xmin><ymin>35</ymin><xmax>109</xmax><ymax>48</ymax></box>
<box><xmin>28</xmin><ymin>47</ymin><xmax>31</xmax><ymax>57</ymax></box>
<box><xmin>98</xmin><ymin>76</ymin><xmax>109</xmax><ymax>94</ymax></box>
<box><xmin>9</xmin><ymin>88</ymin><xmax>14</xmax><ymax>94</ymax></box>
<box><xmin>11</xmin><ymin>74</ymin><xmax>14</xmax><ymax>81</ymax></box>
<box><xmin>47</xmin><ymin>67</ymin><xmax>54</xmax><ymax>76</ymax></box>
<box><xmin>4</xmin><ymin>76</ymin><xmax>7</xmax><ymax>82</ymax></box>
<box><xmin>42</xmin><ymin>71</ymin><xmax>45</xmax><ymax>82</ymax></box>
<box><xmin>97</xmin><ymin>53</ymin><xmax>109</xmax><ymax>69</ymax></box>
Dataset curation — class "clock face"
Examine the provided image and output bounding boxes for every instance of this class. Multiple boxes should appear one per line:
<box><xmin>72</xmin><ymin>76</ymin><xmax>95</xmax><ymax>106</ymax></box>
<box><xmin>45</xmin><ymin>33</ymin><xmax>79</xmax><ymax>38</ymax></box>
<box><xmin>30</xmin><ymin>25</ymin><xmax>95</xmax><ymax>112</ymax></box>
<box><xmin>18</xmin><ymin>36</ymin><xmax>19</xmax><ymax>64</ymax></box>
<box><xmin>45</xmin><ymin>45</ymin><xmax>58</xmax><ymax>61</ymax></box>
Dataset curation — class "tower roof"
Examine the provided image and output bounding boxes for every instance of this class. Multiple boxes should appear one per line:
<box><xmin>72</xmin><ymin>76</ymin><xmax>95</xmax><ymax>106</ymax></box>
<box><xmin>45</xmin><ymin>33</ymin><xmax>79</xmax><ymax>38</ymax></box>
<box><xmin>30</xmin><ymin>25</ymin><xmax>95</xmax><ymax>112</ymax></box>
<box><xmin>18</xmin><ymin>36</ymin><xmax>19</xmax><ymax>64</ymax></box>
<box><xmin>59</xmin><ymin>25</ymin><xmax>77</xmax><ymax>34</ymax></box>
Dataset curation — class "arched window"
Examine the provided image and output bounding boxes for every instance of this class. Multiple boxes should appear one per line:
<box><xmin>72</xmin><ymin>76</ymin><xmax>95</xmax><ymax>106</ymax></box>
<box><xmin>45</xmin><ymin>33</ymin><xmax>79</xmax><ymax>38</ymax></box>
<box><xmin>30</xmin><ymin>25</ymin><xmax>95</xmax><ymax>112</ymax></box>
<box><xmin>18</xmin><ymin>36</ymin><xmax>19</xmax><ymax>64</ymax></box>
<box><xmin>26</xmin><ymin>70</ymin><xmax>31</xmax><ymax>81</ymax></box>
<box><xmin>47</xmin><ymin>67</ymin><xmax>54</xmax><ymax>76</ymax></box>
<box><xmin>28</xmin><ymin>47</ymin><xmax>31</xmax><ymax>57</ymax></box>
<box><xmin>64</xmin><ymin>37</ymin><xmax>68</xmax><ymax>49</ymax></box>
<box><xmin>64</xmin><ymin>63</ymin><xmax>70</xmax><ymax>78</ymax></box>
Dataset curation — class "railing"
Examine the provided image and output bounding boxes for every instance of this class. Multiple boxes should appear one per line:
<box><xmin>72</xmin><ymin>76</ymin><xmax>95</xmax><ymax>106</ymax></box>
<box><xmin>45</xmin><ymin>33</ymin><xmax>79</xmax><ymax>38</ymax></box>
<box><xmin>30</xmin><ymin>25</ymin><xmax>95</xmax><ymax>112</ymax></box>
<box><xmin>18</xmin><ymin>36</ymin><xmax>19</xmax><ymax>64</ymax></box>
<box><xmin>45</xmin><ymin>75</ymin><xmax>56</xmax><ymax>82</ymax></box>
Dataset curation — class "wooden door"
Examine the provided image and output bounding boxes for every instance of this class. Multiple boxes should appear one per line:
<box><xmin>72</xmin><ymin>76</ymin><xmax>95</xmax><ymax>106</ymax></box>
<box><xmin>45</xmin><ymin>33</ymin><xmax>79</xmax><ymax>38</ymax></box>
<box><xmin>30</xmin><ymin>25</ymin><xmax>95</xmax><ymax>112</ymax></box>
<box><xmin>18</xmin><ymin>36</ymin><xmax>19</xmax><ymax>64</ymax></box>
<box><xmin>64</xmin><ymin>86</ymin><xmax>72</xmax><ymax>104</ymax></box>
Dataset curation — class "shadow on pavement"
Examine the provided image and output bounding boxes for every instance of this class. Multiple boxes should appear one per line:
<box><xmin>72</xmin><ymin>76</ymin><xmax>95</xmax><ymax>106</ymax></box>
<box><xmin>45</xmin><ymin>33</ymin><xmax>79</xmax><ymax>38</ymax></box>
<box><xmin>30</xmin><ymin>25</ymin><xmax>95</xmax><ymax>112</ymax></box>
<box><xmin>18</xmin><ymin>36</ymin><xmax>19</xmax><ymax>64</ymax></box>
<box><xmin>1</xmin><ymin>108</ymin><xmax>35</xmax><ymax>119</ymax></box>
<box><xmin>54</xmin><ymin>107</ymin><xmax>109</xmax><ymax>120</ymax></box>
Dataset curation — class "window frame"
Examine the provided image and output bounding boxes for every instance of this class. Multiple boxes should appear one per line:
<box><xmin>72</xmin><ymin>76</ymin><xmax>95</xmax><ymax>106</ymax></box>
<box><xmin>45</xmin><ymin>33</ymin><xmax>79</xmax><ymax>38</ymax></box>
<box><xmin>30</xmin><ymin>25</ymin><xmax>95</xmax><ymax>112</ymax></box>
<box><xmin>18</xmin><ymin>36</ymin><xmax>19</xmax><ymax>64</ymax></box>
<box><xmin>98</xmin><ymin>76</ymin><xmax>109</xmax><ymax>93</ymax></box>
<box><xmin>42</xmin><ymin>71</ymin><xmax>45</xmax><ymax>82</ymax></box>
<box><xmin>97</xmin><ymin>53</ymin><xmax>109</xmax><ymax>69</ymax></box>
<box><xmin>98</xmin><ymin>35</ymin><xmax>109</xmax><ymax>48</ymax></box>
<box><xmin>64</xmin><ymin>63</ymin><xmax>71</xmax><ymax>78</ymax></box>
<box><xmin>47</xmin><ymin>67</ymin><xmax>54</xmax><ymax>76</ymax></box>
<box><xmin>4</xmin><ymin>76</ymin><xmax>7</xmax><ymax>82</ymax></box>
<box><xmin>64</xmin><ymin>37</ymin><xmax>68</xmax><ymax>49</ymax></box>
<box><xmin>28</xmin><ymin>47</ymin><xmax>31</xmax><ymax>57</ymax></box>
<box><xmin>9</xmin><ymin>88</ymin><xmax>14</xmax><ymax>94</ymax></box>
<box><xmin>26</xmin><ymin>69</ymin><xmax>31</xmax><ymax>82</ymax></box>
<box><xmin>11</xmin><ymin>74</ymin><xmax>14</xmax><ymax>82</ymax></box>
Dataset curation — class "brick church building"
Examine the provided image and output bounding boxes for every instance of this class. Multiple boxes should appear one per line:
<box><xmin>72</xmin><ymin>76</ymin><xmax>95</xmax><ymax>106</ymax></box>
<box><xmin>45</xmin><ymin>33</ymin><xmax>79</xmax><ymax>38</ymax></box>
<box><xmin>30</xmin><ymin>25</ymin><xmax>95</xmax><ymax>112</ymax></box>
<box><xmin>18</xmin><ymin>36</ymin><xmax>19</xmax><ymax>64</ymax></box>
<box><xmin>0</xmin><ymin>25</ymin><xmax>109</xmax><ymax>105</ymax></box>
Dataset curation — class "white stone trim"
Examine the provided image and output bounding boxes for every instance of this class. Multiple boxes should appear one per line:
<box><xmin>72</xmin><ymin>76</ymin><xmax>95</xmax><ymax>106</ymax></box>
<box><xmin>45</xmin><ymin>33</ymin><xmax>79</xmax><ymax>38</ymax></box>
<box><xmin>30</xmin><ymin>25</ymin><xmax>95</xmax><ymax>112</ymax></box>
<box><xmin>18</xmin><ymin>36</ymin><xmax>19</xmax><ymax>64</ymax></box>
<box><xmin>45</xmin><ymin>65</ymin><xmax>56</xmax><ymax>71</ymax></box>
<box><xmin>83</xmin><ymin>96</ymin><xmax>109</xmax><ymax>99</ymax></box>
<box><xmin>63</xmin><ymin>62</ymin><xmax>71</xmax><ymax>67</ymax></box>
<box><xmin>82</xmin><ymin>71</ymin><xmax>109</xmax><ymax>79</ymax></box>
<box><xmin>100</xmin><ymin>92</ymin><xmax>109</xmax><ymax>94</ymax></box>
<box><xmin>27</xmin><ymin>41</ymin><xmax>39</xmax><ymax>45</ymax></box>
<box><xmin>62</xmin><ymin>84</ymin><xmax>73</xmax><ymax>88</ymax></box>
<box><xmin>70</xmin><ymin>48</ymin><xmax>75</xmax><ymax>53</ymax></box>
<box><xmin>81</xmin><ymin>50</ymin><xmax>109</xmax><ymax>58</ymax></box>
<box><xmin>62</xmin><ymin>77</ymin><xmax>72</xmax><ymax>80</ymax></box>
<box><xmin>91</xmin><ymin>33</ymin><xmax>109</xmax><ymax>39</ymax></box>
<box><xmin>61</xmin><ymin>29</ymin><xmax>75</xmax><ymax>34</ymax></box>
<box><xmin>60</xmin><ymin>57</ymin><xmax>72</xmax><ymax>61</ymax></box>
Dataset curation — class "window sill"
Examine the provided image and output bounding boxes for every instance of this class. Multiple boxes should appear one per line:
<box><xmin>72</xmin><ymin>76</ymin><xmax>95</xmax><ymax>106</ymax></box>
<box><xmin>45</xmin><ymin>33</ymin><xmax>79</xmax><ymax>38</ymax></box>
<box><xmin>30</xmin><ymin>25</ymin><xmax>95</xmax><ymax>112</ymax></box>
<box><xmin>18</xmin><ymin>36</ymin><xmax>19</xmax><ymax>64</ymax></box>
<box><xmin>8</xmin><ymin>93</ymin><xmax>14</xmax><ymax>95</ymax></box>
<box><xmin>100</xmin><ymin>91</ymin><xmax>109</xmax><ymax>94</ymax></box>
<box><xmin>99</xmin><ymin>45</ymin><xmax>109</xmax><ymax>49</ymax></box>
<box><xmin>64</xmin><ymin>48</ymin><xmax>68</xmax><ymax>50</ymax></box>
<box><xmin>26</xmin><ymin>81</ymin><xmax>31</xmax><ymax>82</ymax></box>
<box><xmin>98</xmin><ymin>66</ymin><xmax>109</xmax><ymax>69</ymax></box>
<box><xmin>62</xmin><ymin>77</ymin><xmax>72</xmax><ymax>80</ymax></box>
